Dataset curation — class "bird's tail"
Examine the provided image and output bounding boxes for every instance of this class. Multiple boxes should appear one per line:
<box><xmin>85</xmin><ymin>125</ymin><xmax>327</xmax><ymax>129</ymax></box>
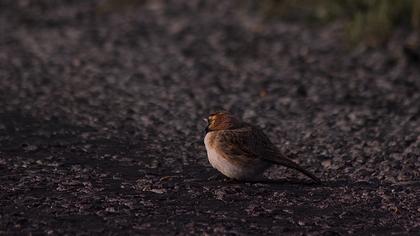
<box><xmin>271</xmin><ymin>156</ymin><xmax>321</xmax><ymax>183</ymax></box>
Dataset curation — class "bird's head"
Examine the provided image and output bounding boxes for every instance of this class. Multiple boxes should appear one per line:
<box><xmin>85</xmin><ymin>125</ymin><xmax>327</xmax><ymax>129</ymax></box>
<box><xmin>204</xmin><ymin>112</ymin><xmax>243</xmax><ymax>133</ymax></box>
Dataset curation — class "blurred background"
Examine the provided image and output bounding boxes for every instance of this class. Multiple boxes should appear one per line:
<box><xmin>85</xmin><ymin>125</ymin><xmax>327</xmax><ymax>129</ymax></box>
<box><xmin>99</xmin><ymin>0</ymin><xmax>420</xmax><ymax>47</ymax></box>
<box><xmin>257</xmin><ymin>0</ymin><xmax>420</xmax><ymax>46</ymax></box>
<box><xmin>0</xmin><ymin>0</ymin><xmax>419</xmax><ymax>234</ymax></box>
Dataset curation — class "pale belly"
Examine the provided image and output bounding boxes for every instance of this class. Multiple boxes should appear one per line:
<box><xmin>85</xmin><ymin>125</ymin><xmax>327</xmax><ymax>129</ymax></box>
<box><xmin>204</xmin><ymin>133</ymin><xmax>269</xmax><ymax>180</ymax></box>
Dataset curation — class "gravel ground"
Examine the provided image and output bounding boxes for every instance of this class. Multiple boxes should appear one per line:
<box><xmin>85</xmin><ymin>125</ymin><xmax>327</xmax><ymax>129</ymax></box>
<box><xmin>0</xmin><ymin>0</ymin><xmax>419</xmax><ymax>235</ymax></box>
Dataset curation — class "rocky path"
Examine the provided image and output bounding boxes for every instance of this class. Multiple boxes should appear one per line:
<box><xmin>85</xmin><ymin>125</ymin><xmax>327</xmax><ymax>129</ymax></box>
<box><xmin>0</xmin><ymin>1</ymin><xmax>419</xmax><ymax>234</ymax></box>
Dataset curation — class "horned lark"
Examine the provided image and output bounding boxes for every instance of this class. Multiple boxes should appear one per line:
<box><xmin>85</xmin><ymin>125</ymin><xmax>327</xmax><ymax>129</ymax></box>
<box><xmin>204</xmin><ymin>112</ymin><xmax>321</xmax><ymax>183</ymax></box>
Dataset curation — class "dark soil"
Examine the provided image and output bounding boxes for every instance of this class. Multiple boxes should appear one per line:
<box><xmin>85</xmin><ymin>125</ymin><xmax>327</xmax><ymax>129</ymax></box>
<box><xmin>0</xmin><ymin>0</ymin><xmax>419</xmax><ymax>235</ymax></box>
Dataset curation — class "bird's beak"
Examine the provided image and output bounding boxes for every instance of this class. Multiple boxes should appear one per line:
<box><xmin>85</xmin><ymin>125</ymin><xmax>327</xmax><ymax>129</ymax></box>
<box><xmin>204</xmin><ymin>118</ymin><xmax>209</xmax><ymax>133</ymax></box>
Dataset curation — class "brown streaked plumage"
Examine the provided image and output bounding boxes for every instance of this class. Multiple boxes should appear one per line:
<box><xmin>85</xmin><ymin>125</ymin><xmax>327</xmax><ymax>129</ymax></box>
<box><xmin>204</xmin><ymin>111</ymin><xmax>321</xmax><ymax>183</ymax></box>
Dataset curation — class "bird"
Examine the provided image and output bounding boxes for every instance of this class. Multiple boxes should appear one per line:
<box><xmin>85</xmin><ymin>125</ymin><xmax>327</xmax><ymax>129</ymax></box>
<box><xmin>203</xmin><ymin>111</ymin><xmax>321</xmax><ymax>183</ymax></box>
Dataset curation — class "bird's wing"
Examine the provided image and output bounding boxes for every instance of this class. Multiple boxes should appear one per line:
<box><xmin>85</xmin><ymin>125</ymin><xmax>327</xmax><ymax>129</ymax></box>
<box><xmin>216</xmin><ymin>126</ymin><xmax>279</xmax><ymax>161</ymax></box>
<box><xmin>217</xmin><ymin>126</ymin><xmax>321</xmax><ymax>183</ymax></box>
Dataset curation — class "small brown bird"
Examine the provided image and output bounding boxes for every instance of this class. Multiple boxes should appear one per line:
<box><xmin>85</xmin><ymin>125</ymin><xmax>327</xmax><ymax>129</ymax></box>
<box><xmin>204</xmin><ymin>112</ymin><xmax>321</xmax><ymax>183</ymax></box>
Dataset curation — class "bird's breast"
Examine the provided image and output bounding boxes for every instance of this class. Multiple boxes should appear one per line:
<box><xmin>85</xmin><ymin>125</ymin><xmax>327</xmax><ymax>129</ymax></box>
<box><xmin>204</xmin><ymin>132</ymin><xmax>267</xmax><ymax>180</ymax></box>
<box><xmin>204</xmin><ymin>133</ymin><xmax>228</xmax><ymax>173</ymax></box>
